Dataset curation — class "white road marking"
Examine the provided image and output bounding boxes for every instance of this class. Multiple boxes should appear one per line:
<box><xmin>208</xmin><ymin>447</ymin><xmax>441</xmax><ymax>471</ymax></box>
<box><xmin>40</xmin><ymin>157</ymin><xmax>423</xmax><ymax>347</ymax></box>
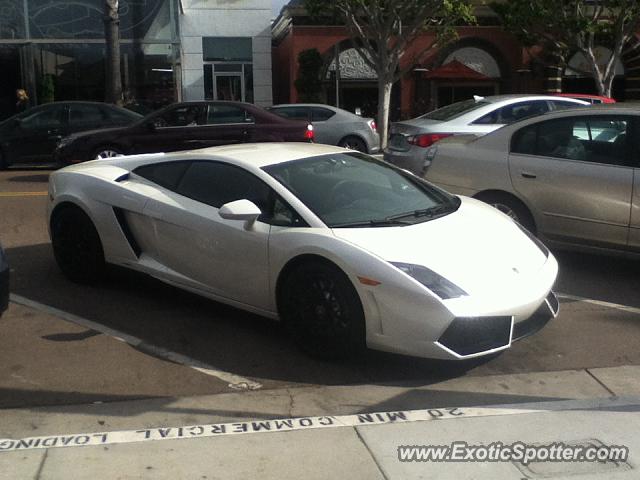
<box><xmin>0</xmin><ymin>396</ymin><xmax>637</xmax><ymax>453</ymax></box>
<box><xmin>9</xmin><ymin>294</ymin><xmax>262</xmax><ymax>391</ymax></box>
<box><xmin>557</xmin><ymin>292</ymin><xmax>640</xmax><ymax>315</ymax></box>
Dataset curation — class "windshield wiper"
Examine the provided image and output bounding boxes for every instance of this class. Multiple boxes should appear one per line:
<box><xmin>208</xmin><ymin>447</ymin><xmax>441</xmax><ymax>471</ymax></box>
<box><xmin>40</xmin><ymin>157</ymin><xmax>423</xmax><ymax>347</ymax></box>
<box><xmin>385</xmin><ymin>204</ymin><xmax>454</xmax><ymax>221</ymax></box>
<box><xmin>331</xmin><ymin>218</ymin><xmax>411</xmax><ymax>228</ymax></box>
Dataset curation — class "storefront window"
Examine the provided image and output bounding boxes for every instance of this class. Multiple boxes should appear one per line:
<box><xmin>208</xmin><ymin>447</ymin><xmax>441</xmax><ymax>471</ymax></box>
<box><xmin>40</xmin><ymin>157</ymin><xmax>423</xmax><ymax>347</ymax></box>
<box><xmin>32</xmin><ymin>42</ymin><xmax>176</xmax><ymax>110</ymax></box>
<box><xmin>27</xmin><ymin>0</ymin><xmax>173</xmax><ymax>40</ymax></box>
<box><xmin>203</xmin><ymin>37</ymin><xmax>252</xmax><ymax>62</ymax></box>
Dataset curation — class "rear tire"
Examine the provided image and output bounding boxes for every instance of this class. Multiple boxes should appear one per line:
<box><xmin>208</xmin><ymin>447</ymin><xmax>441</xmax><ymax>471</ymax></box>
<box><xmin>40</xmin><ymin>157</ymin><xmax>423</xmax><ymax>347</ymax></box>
<box><xmin>338</xmin><ymin>136</ymin><xmax>367</xmax><ymax>153</ymax></box>
<box><xmin>279</xmin><ymin>260</ymin><xmax>365</xmax><ymax>359</ymax></box>
<box><xmin>476</xmin><ymin>192</ymin><xmax>536</xmax><ymax>234</ymax></box>
<box><xmin>51</xmin><ymin>206</ymin><xmax>106</xmax><ymax>283</ymax></box>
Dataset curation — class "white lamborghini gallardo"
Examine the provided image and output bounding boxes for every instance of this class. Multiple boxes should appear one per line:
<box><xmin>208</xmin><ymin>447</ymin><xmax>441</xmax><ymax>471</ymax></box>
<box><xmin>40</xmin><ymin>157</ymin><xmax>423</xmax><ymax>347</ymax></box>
<box><xmin>47</xmin><ymin>143</ymin><xmax>559</xmax><ymax>359</ymax></box>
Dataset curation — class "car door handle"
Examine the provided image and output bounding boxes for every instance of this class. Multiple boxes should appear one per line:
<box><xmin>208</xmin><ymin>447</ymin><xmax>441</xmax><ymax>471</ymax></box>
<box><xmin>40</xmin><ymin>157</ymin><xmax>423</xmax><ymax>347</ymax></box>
<box><xmin>521</xmin><ymin>171</ymin><xmax>537</xmax><ymax>179</ymax></box>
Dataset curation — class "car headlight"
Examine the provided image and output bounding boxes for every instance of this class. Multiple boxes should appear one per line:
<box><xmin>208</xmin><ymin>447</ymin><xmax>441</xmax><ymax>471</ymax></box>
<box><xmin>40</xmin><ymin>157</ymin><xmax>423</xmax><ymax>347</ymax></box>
<box><xmin>390</xmin><ymin>262</ymin><xmax>467</xmax><ymax>299</ymax></box>
<box><xmin>514</xmin><ymin>222</ymin><xmax>549</xmax><ymax>258</ymax></box>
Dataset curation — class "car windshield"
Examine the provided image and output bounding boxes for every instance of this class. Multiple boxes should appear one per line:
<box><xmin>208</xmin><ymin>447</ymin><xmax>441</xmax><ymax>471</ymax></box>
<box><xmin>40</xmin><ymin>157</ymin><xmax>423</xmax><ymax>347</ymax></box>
<box><xmin>419</xmin><ymin>98</ymin><xmax>491</xmax><ymax>121</ymax></box>
<box><xmin>263</xmin><ymin>152</ymin><xmax>459</xmax><ymax>228</ymax></box>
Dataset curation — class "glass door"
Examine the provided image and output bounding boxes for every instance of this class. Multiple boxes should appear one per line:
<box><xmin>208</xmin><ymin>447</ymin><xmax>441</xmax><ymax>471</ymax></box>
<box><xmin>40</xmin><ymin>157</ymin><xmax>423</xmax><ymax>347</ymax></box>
<box><xmin>214</xmin><ymin>73</ymin><xmax>243</xmax><ymax>101</ymax></box>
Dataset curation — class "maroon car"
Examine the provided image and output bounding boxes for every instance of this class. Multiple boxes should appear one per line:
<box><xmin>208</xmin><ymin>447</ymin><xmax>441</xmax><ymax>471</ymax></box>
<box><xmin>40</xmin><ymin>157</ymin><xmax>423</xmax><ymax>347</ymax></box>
<box><xmin>54</xmin><ymin>101</ymin><xmax>314</xmax><ymax>164</ymax></box>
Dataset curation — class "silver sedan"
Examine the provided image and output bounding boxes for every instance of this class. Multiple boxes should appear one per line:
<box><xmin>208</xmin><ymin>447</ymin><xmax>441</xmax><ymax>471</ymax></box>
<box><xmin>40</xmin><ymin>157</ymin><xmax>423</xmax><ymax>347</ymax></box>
<box><xmin>423</xmin><ymin>105</ymin><xmax>640</xmax><ymax>256</ymax></box>
<box><xmin>384</xmin><ymin>95</ymin><xmax>588</xmax><ymax>175</ymax></box>
<box><xmin>268</xmin><ymin>104</ymin><xmax>380</xmax><ymax>153</ymax></box>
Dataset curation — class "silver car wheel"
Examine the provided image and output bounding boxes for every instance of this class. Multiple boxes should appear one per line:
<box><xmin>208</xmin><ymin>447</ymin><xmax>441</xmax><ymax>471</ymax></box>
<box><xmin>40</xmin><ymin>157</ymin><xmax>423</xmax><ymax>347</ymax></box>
<box><xmin>95</xmin><ymin>149</ymin><xmax>123</xmax><ymax>160</ymax></box>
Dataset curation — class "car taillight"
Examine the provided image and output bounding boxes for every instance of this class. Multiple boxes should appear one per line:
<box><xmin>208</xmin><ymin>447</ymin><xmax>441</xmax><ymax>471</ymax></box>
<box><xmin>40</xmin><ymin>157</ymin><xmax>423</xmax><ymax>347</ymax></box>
<box><xmin>305</xmin><ymin>124</ymin><xmax>314</xmax><ymax>141</ymax></box>
<box><xmin>407</xmin><ymin>133</ymin><xmax>452</xmax><ymax>148</ymax></box>
<box><xmin>368</xmin><ymin>120</ymin><xmax>377</xmax><ymax>132</ymax></box>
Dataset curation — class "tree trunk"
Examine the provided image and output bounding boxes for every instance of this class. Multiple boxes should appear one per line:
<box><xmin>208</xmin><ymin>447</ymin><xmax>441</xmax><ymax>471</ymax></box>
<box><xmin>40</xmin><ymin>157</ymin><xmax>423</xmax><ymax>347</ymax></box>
<box><xmin>104</xmin><ymin>0</ymin><xmax>122</xmax><ymax>105</ymax></box>
<box><xmin>377</xmin><ymin>78</ymin><xmax>392</xmax><ymax>150</ymax></box>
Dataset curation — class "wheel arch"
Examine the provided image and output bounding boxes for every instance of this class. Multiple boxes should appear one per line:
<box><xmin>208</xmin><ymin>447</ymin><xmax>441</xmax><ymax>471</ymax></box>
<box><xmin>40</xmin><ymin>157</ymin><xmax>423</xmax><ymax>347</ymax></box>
<box><xmin>473</xmin><ymin>189</ymin><xmax>538</xmax><ymax>233</ymax></box>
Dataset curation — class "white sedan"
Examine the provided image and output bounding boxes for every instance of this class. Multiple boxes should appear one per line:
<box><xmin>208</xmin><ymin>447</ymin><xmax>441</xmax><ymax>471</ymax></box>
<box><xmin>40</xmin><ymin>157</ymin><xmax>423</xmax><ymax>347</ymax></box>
<box><xmin>47</xmin><ymin>143</ymin><xmax>558</xmax><ymax>360</ymax></box>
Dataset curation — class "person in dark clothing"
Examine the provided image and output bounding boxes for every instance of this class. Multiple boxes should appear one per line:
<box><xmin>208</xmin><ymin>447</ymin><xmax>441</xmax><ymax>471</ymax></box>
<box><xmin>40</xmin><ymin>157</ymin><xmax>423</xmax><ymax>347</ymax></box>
<box><xmin>15</xmin><ymin>89</ymin><xmax>29</xmax><ymax>113</ymax></box>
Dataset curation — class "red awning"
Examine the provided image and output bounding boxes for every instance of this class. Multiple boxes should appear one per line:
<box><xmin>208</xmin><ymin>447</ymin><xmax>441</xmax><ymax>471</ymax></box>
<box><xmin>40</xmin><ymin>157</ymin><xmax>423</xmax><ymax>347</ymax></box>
<box><xmin>423</xmin><ymin>59</ymin><xmax>491</xmax><ymax>81</ymax></box>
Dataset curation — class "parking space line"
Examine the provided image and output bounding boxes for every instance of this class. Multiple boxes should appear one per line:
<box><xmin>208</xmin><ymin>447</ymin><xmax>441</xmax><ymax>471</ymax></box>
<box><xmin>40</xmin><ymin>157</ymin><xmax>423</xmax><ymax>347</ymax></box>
<box><xmin>9</xmin><ymin>294</ymin><xmax>262</xmax><ymax>391</ymax></box>
<box><xmin>557</xmin><ymin>292</ymin><xmax>640</xmax><ymax>315</ymax></box>
<box><xmin>0</xmin><ymin>191</ymin><xmax>48</xmax><ymax>197</ymax></box>
<box><xmin>1</xmin><ymin>396</ymin><xmax>636</xmax><ymax>453</ymax></box>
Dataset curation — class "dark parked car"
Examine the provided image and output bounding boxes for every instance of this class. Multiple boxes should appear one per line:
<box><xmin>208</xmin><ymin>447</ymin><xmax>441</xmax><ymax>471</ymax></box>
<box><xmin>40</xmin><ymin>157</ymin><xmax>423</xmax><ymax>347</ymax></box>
<box><xmin>0</xmin><ymin>102</ymin><xmax>143</xmax><ymax>169</ymax></box>
<box><xmin>55</xmin><ymin>101</ymin><xmax>314</xmax><ymax>164</ymax></box>
<box><xmin>0</xmin><ymin>243</ymin><xmax>8</xmax><ymax>318</ymax></box>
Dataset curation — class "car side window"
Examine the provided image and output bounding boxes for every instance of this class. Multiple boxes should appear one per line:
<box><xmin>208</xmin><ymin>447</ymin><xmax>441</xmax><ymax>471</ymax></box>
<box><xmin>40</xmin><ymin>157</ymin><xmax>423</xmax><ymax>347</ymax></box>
<box><xmin>154</xmin><ymin>105</ymin><xmax>205</xmax><ymax>128</ymax></box>
<box><xmin>311</xmin><ymin>107</ymin><xmax>336</xmax><ymax>122</ymax></box>
<box><xmin>207</xmin><ymin>105</ymin><xmax>252</xmax><ymax>124</ymax></box>
<box><xmin>18</xmin><ymin>105</ymin><xmax>65</xmax><ymax>130</ymax></box>
<box><xmin>498</xmin><ymin>101</ymin><xmax>549</xmax><ymax>124</ymax></box>
<box><xmin>69</xmin><ymin>104</ymin><xmax>107</xmax><ymax>127</ymax></box>
<box><xmin>511</xmin><ymin>124</ymin><xmax>538</xmax><ymax>155</ymax></box>
<box><xmin>551</xmin><ymin>100</ymin><xmax>585</xmax><ymax>110</ymax></box>
<box><xmin>269</xmin><ymin>107</ymin><xmax>310</xmax><ymax>121</ymax></box>
<box><xmin>534</xmin><ymin>116</ymin><xmax>628</xmax><ymax>165</ymax></box>
<box><xmin>176</xmin><ymin>161</ymin><xmax>306</xmax><ymax>226</ymax></box>
<box><xmin>134</xmin><ymin>161</ymin><xmax>191</xmax><ymax>190</ymax></box>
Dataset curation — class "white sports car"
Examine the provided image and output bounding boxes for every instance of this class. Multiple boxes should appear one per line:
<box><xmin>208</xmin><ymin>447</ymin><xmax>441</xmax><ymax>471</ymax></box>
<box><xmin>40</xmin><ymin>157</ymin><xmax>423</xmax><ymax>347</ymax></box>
<box><xmin>47</xmin><ymin>143</ymin><xmax>559</xmax><ymax>360</ymax></box>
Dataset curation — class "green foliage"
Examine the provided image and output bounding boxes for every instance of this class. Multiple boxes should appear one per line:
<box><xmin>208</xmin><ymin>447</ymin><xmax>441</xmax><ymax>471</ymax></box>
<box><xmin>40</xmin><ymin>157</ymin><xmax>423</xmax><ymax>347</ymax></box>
<box><xmin>39</xmin><ymin>74</ymin><xmax>55</xmax><ymax>104</ymax></box>
<box><xmin>295</xmin><ymin>49</ymin><xmax>324</xmax><ymax>102</ymax></box>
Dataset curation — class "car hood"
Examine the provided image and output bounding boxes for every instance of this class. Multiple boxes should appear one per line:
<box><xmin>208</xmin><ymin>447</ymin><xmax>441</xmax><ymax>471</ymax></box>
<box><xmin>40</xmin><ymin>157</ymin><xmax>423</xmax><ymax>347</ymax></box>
<box><xmin>331</xmin><ymin>197</ymin><xmax>548</xmax><ymax>296</ymax></box>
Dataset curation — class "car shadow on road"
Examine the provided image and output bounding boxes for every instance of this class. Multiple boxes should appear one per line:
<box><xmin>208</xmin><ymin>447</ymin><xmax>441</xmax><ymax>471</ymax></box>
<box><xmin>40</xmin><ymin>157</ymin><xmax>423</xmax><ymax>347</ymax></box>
<box><xmin>6</xmin><ymin>243</ymin><xmax>497</xmax><ymax>391</ymax></box>
<box><xmin>7</xmin><ymin>173</ymin><xmax>50</xmax><ymax>183</ymax></box>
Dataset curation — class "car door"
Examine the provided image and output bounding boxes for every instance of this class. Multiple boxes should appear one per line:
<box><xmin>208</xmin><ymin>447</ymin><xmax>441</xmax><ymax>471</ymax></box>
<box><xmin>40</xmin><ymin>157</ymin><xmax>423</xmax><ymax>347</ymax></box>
<box><xmin>200</xmin><ymin>103</ymin><xmax>252</xmax><ymax>146</ymax></box>
<box><xmin>142</xmin><ymin>160</ymin><xmax>272</xmax><ymax>309</ymax></box>
<box><xmin>4</xmin><ymin>104</ymin><xmax>67</xmax><ymax>163</ymax></box>
<box><xmin>128</xmin><ymin>104</ymin><xmax>207</xmax><ymax>154</ymax></box>
<box><xmin>509</xmin><ymin>115</ymin><xmax>633</xmax><ymax>249</ymax></box>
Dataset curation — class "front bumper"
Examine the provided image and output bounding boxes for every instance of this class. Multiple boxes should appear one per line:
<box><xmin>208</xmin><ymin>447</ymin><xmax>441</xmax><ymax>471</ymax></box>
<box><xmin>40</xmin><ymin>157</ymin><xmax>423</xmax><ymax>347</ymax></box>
<box><xmin>436</xmin><ymin>291</ymin><xmax>559</xmax><ymax>358</ymax></box>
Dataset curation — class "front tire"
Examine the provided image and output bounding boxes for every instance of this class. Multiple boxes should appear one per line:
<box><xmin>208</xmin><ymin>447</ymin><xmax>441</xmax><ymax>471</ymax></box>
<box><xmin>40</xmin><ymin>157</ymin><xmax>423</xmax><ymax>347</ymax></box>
<box><xmin>51</xmin><ymin>206</ymin><xmax>106</xmax><ymax>283</ymax></box>
<box><xmin>279</xmin><ymin>260</ymin><xmax>365</xmax><ymax>359</ymax></box>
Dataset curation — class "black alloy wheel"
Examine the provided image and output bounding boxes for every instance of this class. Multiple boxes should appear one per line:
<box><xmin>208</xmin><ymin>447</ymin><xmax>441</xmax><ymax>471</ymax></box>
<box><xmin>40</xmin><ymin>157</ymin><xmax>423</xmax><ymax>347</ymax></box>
<box><xmin>280</xmin><ymin>260</ymin><xmax>365</xmax><ymax>359</ymax></box>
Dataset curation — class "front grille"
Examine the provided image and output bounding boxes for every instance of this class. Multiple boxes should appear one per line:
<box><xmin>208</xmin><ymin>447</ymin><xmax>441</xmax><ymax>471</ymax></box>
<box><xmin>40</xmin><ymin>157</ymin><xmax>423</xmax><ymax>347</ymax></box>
<box><xmin>438</xmin><ymin>316</ymin><xmax>512</xmax><ymax>356</ymax></box>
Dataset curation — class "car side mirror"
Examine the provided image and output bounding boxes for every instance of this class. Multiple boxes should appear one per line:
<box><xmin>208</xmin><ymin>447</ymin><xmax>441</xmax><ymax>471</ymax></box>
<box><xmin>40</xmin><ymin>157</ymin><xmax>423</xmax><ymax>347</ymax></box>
<box><xmin>219</xmin><ymin>199</ymin><xmax>261</xmax><ymax>226</ymax></box>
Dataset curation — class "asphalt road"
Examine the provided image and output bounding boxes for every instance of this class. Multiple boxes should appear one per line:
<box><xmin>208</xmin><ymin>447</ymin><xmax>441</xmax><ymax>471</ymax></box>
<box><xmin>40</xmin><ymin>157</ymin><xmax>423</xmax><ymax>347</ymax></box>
<box><xmin>1</xmin><ymin>168</ymin><xmax>639</xmax><ymax>410</ymax></box>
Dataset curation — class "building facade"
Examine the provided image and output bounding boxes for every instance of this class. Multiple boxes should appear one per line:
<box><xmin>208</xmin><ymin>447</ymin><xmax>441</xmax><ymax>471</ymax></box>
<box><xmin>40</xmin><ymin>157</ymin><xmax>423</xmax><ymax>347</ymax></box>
<box><xmin>0</xmin><ymin>0</ymin><xmax>273</xmax><ymax>120</ymax></box>
<box><xmin>272</xmin><ymin>1</ymin><xmax>636</xmax><ymax>121</ymax></box>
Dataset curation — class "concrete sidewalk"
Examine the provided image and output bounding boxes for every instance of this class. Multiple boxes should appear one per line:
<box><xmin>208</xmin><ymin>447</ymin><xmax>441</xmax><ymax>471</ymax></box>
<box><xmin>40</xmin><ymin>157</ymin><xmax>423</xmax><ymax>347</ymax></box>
<box><xmin>1</xmin><ymin>366</ymin><xmax>639</xmax><ymax>479</ymax></box>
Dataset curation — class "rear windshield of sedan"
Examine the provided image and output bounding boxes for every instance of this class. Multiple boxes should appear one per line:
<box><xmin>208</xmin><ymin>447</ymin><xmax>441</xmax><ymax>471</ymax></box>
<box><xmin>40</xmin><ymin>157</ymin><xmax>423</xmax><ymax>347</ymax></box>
<box><xmin>419</xmin><ymin>99</ymin><xmax>490</xmax><ymax>121</ymax></box>
<box><xmin>263</xmin><ymin>152</ymin><xmax>458</xmax><ymax>228</ymax></box>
